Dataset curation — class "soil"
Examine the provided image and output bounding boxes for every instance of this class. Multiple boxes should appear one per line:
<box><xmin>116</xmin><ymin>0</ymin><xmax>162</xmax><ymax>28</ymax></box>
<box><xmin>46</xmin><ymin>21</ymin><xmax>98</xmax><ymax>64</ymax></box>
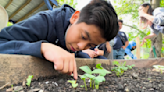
<box><xmin>1</xmin><ymin>66</ymin><xmax>164</xmax><ymax>92</ymax></box>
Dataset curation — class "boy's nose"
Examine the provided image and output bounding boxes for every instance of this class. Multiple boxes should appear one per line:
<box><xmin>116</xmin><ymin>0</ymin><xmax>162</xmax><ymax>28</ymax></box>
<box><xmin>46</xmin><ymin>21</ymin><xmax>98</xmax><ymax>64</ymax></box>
<box><xmin>77</xmin><ymin>42</ymin><xmax>89</xmax><ymax>50</ymax></box>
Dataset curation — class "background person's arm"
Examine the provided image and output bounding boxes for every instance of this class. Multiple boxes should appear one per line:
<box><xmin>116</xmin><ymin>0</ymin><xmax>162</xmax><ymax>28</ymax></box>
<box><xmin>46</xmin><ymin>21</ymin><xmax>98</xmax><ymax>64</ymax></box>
<box><xmin>141</xmin><ymin>33</ymin><xmax>157</xmax><ymax>46</ymax></box>
<box><xmin>106</xmin><ymin>42</ymin><xmax>111</xmax><ymax>53</ymax></box>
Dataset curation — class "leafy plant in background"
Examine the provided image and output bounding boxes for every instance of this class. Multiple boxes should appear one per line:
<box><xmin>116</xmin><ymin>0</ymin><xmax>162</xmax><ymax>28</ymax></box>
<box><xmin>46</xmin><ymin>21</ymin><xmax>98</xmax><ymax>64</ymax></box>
<box><xmin>26</xmin><ymin>75</ymin><xmax>33</xmax><ymax>87</ymax></box>
<box><xmin>79</xmin><ymin>64</ymin><xmax>111</xmax><ymax>90</ymax></box>
<box><xmin>68</xmin><ymin>80</ymin><xmax>78</xmax><ymax>88</ymax></box>
<box><xmin>111</xmin><ymin>61</ymin><xmax>135</xmax><ymax>77</ymax></box>
<box><xmin>153</xmin><ymin>65</ymin><xmax>164</xmax><ymax>74</ymax></box>
<box><xmin>56</xmin><ymin>0</ymin><xmax>77</xmax><ymax>9</ymax></box>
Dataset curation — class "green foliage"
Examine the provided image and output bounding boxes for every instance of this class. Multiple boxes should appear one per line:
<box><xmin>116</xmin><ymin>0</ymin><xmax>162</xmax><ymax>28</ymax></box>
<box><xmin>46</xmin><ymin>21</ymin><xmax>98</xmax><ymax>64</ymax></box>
<box><xmin>56</xmin><ymin>0</ymin><xmax>77</xmax><ymax>9</ymax></box>
<box><xmin>68</xmin><ymin>80</ymin><xmax>78</xmax><ymax>88</ymax></box>
<box><xmin>160</xmin><ymin>0</ymin><xmax>164</xmax><ymax>7</ymax></box>
<box><xmin>79</xmin><ymin>64</ymin><xmax>111</xmax><ymax>90</ymax></box>
<box><xmin>7</xmin><ymin>22</ymin><xmax>13</xmax><ymax>27</ymax></box>
<box><xmin>111</xmin><ymin>61</ymin><xmax>135</xmax><ymax>77</ymax></box>
<box><xmin>112</xmin><ymin>0</ymin><xmax>164</xmax><ymax>58</ymax></box>
<box><xmin>79</xmin><ymin>66</ymin><xmax>92</xmax><ymax>74</ymax></box>
<box><xmin>26</xmin><ymin>75</ymin><xmax>33</xmax><ymax>87</ymax></box>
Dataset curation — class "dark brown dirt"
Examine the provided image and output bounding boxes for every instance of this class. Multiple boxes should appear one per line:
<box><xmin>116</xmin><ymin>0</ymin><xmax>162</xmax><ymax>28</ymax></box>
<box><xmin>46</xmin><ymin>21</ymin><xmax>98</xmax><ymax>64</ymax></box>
<box><xmin>1</xmin><ymin>67</ymin><xmax>164</xmax><ymax>92</ymax></box>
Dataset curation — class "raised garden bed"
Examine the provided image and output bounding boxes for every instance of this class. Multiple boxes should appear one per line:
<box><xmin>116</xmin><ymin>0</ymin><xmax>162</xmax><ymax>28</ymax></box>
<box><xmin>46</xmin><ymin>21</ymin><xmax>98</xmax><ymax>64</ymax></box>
<box><xmin>1</xmin><ymin>64</ymin><xmax>164</xmax><ymax>92</ymax></box>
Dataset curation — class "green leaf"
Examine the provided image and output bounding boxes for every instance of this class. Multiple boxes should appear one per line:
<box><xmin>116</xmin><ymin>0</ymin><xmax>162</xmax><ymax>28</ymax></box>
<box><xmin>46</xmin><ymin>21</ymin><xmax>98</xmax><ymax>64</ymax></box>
<box><xmin>80</xmin><ymin>75</ymin><xmax>87</xmax><ymax>80</ymax></box>
<box><xmin>92</xmin><ymin>69</ymin><xmax>111</xmax><ymax>76</ymax></box>
<box><xmin>113</xmin><ymin>61</ymin><xmax>119</xmax><ymax>66</ymax></box>
<box><xmin>84</xmin><ymin>74</ymin><xmax>95</xmax><ymax>79</ymax></box>
<box><xmin>96</xmin><ymin>64</ymin><xmax>103</xmax><ymax>69</ymax></box>
<box><xmin>72</xmin><ymin>83</ymin><xmax>78</xmax><ymax>88</ymax></box>
<box><xmin>94</xmin><ymin>76</ymin><xmax>105</xmax><ymax>85</ymax></box>
<box><xmin>68</xmin><ymin>80</ymin><xmax>78</xmax><ymax>88</ymax></box>
<box><xmin>79</xmin><ymin>66</ymin><xmax>92</xmax><ymax>74</ymax></box>
<box><xmin>26</xmin><ymin>75</ymin><xmax>33</xmax><ymax>87</ymax></box>
<box><xmin>80</xmin><ymin>85</ymin><xmax>85</xmax><ymax>88</ymax></box>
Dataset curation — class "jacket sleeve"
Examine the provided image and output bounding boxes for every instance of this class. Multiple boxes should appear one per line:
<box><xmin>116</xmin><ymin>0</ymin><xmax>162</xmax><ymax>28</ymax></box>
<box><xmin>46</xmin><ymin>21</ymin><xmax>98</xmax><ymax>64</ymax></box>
<box><xmin>153</xmin><ymin>8</ymin><xmax>164</xmax><ymax>26</ymax></box>
<box><xmin>125</xmin><ymin>48</ymin><xmax>137</xmax><ymax>59</ymax></box>
<box><xmin>0</xmin><ymin>11</ymin><xmax>54</xmax><ymax>58</ymax></box>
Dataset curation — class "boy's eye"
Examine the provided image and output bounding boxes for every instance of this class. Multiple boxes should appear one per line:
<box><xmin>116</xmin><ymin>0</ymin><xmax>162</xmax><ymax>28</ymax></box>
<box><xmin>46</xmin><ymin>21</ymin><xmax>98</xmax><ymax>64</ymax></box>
<box><xmin>88</xmin><ymin>44</ymin><xmax>95</xmax><ymax>48</ymax></box>
<box><xmin>82</xmin><ymin>34</ymin><xmax>87</xmax><ymax>40</ymax></box>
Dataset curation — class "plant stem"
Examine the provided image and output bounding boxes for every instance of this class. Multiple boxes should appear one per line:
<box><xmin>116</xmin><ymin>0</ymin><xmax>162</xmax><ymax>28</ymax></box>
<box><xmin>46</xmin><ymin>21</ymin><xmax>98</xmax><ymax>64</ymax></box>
<box><xmin>84</xmin><ymin>80</ymin><xmax>87</xmax><ymax>91</ymax></box>
<box><xmin>95</xmin><ymin>85</ymin><xmax>99</xmax><ymax>89</ymax></box>
<box><xmin>90</xmin><ymin>79</ymin><xmax>92</xmax><ymax>88</ymax></box>
<box><xmin>93</xmin><ymin>81</ymin><xmax>94</xmax><ymax>89</ymax></box>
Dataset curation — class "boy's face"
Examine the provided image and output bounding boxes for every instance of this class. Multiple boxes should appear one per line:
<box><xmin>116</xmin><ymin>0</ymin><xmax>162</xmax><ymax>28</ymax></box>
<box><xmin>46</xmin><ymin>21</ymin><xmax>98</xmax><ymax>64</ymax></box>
<box><xmin>132</xmin><ymin>46</ymin><xmax>136</xmax><ymax>50</ymax></box>
<box><xmin>65</xmin><ymin>11</ymin><xmax>106</xmax><ymax>52</ymax></box>
<box><xmin>118</xmin><ymin>22</ymin><xmax>122</xmax><ymax>30</ymax></box>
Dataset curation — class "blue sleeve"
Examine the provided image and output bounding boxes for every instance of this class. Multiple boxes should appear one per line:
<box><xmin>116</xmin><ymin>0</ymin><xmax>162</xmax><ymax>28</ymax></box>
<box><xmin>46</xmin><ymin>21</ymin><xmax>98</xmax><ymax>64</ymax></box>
<box><xmin>0</xmin><ymin>11</ymin><xmax>55</xmax><ymax>58</ymax></box>
<box><xmin>125</xmin><ymin>48</ymin><xmax>137</xmax><ymax>59</ymax></box>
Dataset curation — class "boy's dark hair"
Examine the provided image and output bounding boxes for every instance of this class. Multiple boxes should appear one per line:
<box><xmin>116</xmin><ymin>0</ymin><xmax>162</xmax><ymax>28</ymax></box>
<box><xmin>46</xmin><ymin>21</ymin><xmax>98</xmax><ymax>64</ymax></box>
<box><xmin>76</xmin><ymin>0</ymin><xmax>119</xmax><ymax>41</ymax></box>
<box><xmin>118</xmin><ymin>19</ymin><xmax>123</xmax><ymax>23</ymax></box>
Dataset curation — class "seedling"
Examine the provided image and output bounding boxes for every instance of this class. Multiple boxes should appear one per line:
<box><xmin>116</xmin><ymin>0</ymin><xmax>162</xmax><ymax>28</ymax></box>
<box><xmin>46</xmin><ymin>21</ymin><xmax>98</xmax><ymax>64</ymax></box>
<box><xmin>80</xmin><ymin>74</ymin><xmax>87</xmax><ymax>90</ymax></box>
<box><xmin>153</xmin><ymin>65</ymin><xmax>164</xmax><ymax>74</ymax></box>
<box><xmin>79</xmin><ymin>66</ymin><xmax>92</xmax><ymax>74</ymax></box>
<box><xmin>112</xmin><ymin>61</ymin><xmax>135</xmax><ymax>77</ymax></box>
<box><xmin>79</xmin><ymin>64</ymin><xmax>111</xmax><ymax>90</ymax></box>
<box><xmin>26</xmin><ymin>75</ymin><xmax>33</xmax><ymax>87</ymax></box>
<box><xmin>93</xmin><ymin>76</ymin><xmax>105</xmax><ymax>89</ymax></box>
<box><xmin>68</xmin><ymin>80</ymin><xmax>78</xmax><ymax>88</ymax></box>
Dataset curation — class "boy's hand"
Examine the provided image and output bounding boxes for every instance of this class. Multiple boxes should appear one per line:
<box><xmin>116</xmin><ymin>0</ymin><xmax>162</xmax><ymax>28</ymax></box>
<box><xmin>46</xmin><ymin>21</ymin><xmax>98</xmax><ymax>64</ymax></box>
<box><xmin>122</xmin><ymin>46</ymin><xmax>126</xmax><ymax>50</ymax></box>
<box><xmin>82</xmin><ymin>49</ymin><xmax>97</xmax><ymax>58</ymax></box>
<box><xmin>41</xmin><ymin>43</ymin><xmax>77</xmax><ymax>80</ymax></box>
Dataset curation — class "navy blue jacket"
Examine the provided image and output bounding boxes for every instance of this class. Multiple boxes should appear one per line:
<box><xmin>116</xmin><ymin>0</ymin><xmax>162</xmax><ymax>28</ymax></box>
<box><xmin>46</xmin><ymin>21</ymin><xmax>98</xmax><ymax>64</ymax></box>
<box><xmin>0</xmin><ymin>4</ymin><xmax>75</xmax><ymax>58</ymax></box>
<box><xmin>113</xmin><ymin>31</ymin><xmax>128</xmax><ymax>50</ymax></box>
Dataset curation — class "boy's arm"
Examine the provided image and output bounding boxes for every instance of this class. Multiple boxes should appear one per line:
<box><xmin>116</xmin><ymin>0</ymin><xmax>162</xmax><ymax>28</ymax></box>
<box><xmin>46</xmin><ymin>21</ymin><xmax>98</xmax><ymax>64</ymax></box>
<box><xmin>0</xmin><ymin>11</ymin><xmax>54</xmax><ymax>58</ymax></box>
<box><xmin>106</xmin><ymin>42</ymin><xmax>111</xmax><ymax>53</ymax></box>
<box><xmin>141</xmin><ymin>33</ymin><xmax>156</xmax><ymax>46</ymax></box>
<box><xmin>41</xmin><ymin>43</ymin><xmax>77</xmax><ymax>79</ymax></box>
<box><xmin>125</xmin><ymin>48</ymin><xmax>137</xmax><ymax>59</ymax></box>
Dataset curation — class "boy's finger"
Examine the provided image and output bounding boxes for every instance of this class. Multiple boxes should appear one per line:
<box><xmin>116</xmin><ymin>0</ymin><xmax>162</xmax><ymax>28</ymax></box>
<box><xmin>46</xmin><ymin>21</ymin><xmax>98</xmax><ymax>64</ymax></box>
<box><xmin>73</xmin><ymin>59</ymin><xmax>78</xmax><ymax>80</ymax></box>
<box><xmin>69</xmin><ymin>60</ymin><xmax>73</xmax><ymax>73</ymax></box>
<box><xmin>54</xmin><ymin>60</ymin><xmax>63</xmax><ymax>71</ymax></box>
<box><xmin>62</xmin><ymin>60</ymin><xmax>69</xmax><ymax>73</ymax></box>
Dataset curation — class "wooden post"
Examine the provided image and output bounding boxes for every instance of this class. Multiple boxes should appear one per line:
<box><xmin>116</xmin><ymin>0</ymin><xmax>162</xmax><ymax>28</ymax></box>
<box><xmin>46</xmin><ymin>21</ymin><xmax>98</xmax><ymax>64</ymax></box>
<box><xmin>136</xmin><ymin>37</ymin><xmax>140</xmax><ymax>59</ymax></box>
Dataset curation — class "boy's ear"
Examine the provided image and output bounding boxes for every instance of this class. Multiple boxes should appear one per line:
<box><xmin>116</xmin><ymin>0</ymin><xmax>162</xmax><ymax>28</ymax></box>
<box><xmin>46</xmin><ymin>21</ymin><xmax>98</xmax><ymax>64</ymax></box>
<box><xmin>70</xmin><ymin>11</ymin><xmax>80</xmax><ymax>24</ymax></box>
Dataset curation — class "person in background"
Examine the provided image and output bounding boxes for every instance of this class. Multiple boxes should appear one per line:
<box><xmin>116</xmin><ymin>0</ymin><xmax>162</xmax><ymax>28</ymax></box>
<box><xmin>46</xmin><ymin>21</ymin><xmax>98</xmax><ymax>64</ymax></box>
<box><xmin>113</xmin><ymin>19</ymin><xmax>129</xmax><ymax>59</ymax></box>
<box><xmin>125</xmin><ymin>41</ymin><xmax>137</xmax><ymax>59</ymax></box>
<box><xmin>139</xmin><ymin>3</ymin><xmax>164</xmax><ymax>46</ymax></box>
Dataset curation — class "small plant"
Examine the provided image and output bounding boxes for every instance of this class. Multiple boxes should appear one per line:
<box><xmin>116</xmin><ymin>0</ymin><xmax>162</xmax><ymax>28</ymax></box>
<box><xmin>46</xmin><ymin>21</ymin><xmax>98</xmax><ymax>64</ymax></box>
<box><xmin>93</xmin><ymin>76</ymin><xmax>105</xmax><ymax>89</ymax></box>
<box><xmin>68</xmin><ymin>80</ymin><xmax>78</xmax><ymax>88</ymax></box>
<box><xmin>79</xmin><ymin>64</ymin><xmax>111</xmax><ymax>90</ymax></box>
<box><xmin>153</xmin><ymin>65</ymin><xmax>164</xmax><ymax>74</ymax></box>
<box><xmin>26</xmin><ymin>75</ymin><xmax>33</xmax><ymax>87</ymax></box>
<box><xmin>112</xmin><ymin>61</ymin><xmax>135</xmax><ymax>77</ymax></box>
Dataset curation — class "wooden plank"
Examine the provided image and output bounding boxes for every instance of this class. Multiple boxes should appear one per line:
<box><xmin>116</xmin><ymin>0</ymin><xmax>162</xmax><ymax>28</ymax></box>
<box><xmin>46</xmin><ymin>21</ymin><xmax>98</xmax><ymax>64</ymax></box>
<box><xmin>0</xmin><ymin>54</ymin><xmax>110</xmax><ymax>87</ymax></box>
<box><xmin>17</xmin><ymin>1</ymin><xmax>45</xmax><ymax>22</ymax></box>
<box><xmin>4</xmin><ymin>0</ymin><xmax>13</xmax><ymax>9</ymax></box>
<box><xmin>136</xmin><ymin>37</ymin><xmax>140</xmax><ymax>59</ymax></box>
<box><xmin>9</xmin><ymin>0</ymin><xmax>32</xmax><ymax>20</ymax></box>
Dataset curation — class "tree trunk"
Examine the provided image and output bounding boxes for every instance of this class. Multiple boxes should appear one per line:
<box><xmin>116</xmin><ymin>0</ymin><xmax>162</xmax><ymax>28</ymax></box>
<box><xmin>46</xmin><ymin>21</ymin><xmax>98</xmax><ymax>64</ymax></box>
<box><xmin>149</xmin><ymin>0</ymin><xmax>162</xmax><ymax>58</ymax></box>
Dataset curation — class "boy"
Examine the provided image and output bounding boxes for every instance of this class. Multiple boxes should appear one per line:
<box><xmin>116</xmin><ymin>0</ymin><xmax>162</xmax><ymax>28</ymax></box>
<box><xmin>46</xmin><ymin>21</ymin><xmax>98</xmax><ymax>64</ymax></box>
<box><xmin>0</xmin><ymin>0</ymin><xmax>118</xmax><ymax>79</ymax></box>
<box><xmin>125</xmin><ymin>41</ymin><xmax>137</xmax><ymax>59</ymax></box>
